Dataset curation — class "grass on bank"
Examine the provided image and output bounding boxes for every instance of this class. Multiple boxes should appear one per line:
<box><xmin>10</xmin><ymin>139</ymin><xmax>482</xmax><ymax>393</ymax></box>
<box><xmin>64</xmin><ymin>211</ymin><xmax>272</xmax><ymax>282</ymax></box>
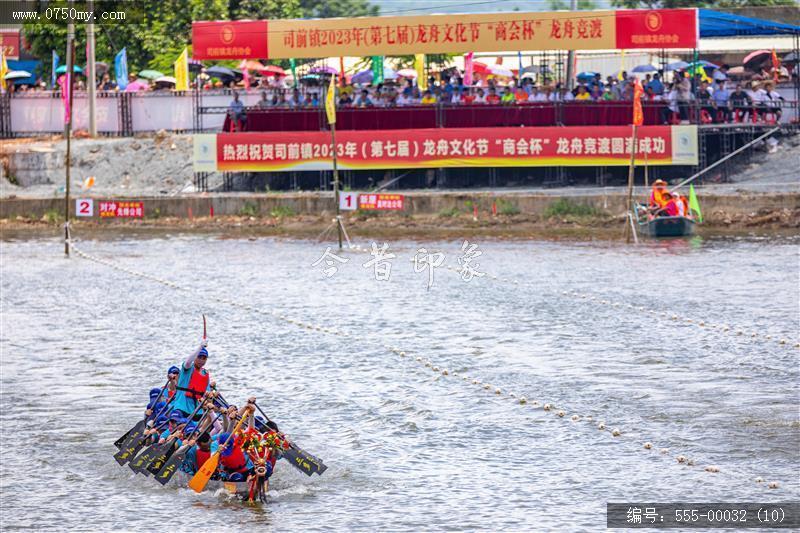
<box><xmin>543</xmin><ymin>198</ymin><xmax>603</xmax><ymax>218</ymax></box>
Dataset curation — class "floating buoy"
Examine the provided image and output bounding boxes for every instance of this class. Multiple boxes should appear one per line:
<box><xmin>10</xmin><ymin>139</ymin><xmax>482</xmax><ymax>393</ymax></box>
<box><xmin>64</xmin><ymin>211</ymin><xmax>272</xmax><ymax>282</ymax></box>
<box><xmin>519</xmin><ymin>396</ymin><xmax>527</xmax><ymax>405</ymax></box>
<box><xmin>532</xmin><ymin>401</ymin><xmax>540</xmax><ymax>407</ymax></box>
<box><xmin>571</xmin><ymin>414</ymin><xmax>579</xmax><ymax>421</ymax></box>
<box><xmin>495</xmin><ymin>388</ymin><xmax>502</xmax><ymax>395</ymax></box>
<box><xmin>705</xmin><ymin>465</ymin><xmax>719</xmax><ymax>473</ymax></box>
<box><xmin>425</xmin><ymin>361</ymin><xmax>432</xmax><ymax>368</ymax></box>
<box><xmin>768</xmin><ymin>481</ymin><xmax>779</xmax><ymax>489</ymax></box>
<box><xmin>432</xmin><ymin>366</ymin><xmax>439</xmax><ymax>372</ymax></box>
<box><xmin>699</xmin><ymin>321</ymin><xmax>705</xmax><ymax>326</ymax></box>
<box><xmin>611</xmin><ymin>428</ymin><xmax>621</xmax><ymax>437</ymax></box>
<box><xmin>509</xmin><ymin>392</ymin><xmax>516</xmax><ymax>398</ymax></box>
<box><xmin>472</xmin><ymin>379</ymin><xmax>480</xmax><ymax>385</ymax></box>
<box><xmin>557</xmin><ymin>410</ymin><xmax>565</xmax><ymax>418</ymax></box>
<box><xmin>779</xmin><ymin>339</ymin><xmax>787</xmax><ymax>345</ymax></box>
<box><xmin>400</xmin><ymin>351</ymin><xmax>406</xmax><ymax>356</ymax></box>
<box><xmin>755</xmin><ymin>477</ymin><xmax>764</xmax><ymax>483</ymax></box>
<box><xmin>643</xmin><ymin>442</ymin><xmax>652</xmax><ymax>450</ymax></box>
<box><xmin>687</xmin><ymin>459</ymin><xmax>695</xmax><ymax>466</ymax></box>
<box><xmin>483</xmin><ymin>384</ymin><xmax>491</xmax><ymax>390</ymax></box>
<box><xmin>597</xmin><ymin>422</ymin><xmax>605</xmax><ymax>430</ymax></box>
<box><xmin>585</xmin><ymin>416</ymin><xmax>592</xmax><ymax>421</ymax></box>
<box><xmin>660</xmin><ymin>448</ymin><xmax>669</xmax><ymax>454</ymax></box>
<box><xmin>441</xmin><ymin>370</ymin><xmax>448</xmax><ymax>376</ymax></box>
<box><xmin>677</xmin><ymin>455</ymin><xmax>687</xmax><ymax>464</ymax></box>
<box><xmin>543</xmin><ymin>403</ymin><xmax>552</xmax><ymax>411</ymax></box>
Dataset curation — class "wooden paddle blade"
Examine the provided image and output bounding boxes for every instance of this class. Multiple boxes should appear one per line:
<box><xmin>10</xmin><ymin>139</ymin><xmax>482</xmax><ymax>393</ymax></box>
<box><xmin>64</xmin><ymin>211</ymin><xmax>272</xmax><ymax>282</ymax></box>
<box><xmin>188</xmin><ymin>451</ymin><xmax>220</xmax><ymax>493</ymax></box>
<box><xmin>154</xmin><ymin>449</ymin><xmax>187</xmax><ymax>486</ymax></box>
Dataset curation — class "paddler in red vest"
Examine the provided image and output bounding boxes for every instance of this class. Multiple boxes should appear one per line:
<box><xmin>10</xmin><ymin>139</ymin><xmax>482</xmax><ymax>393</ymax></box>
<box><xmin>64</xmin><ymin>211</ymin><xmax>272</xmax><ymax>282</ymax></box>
<box><xmin>167</xmin><ymin>366</ymin><xmax>180</xmax><ymax>399</ymax></box>
<box><xmin>182</xmin><ymin>432</ymin><xmax>213</xmax><ymax>475</ymax></box>
<box><xmin>649</xmin><ymin>179</ymin><xmax>668</xmax><ymax>210</ymax></box>
<box><xmin>173</xmin><ymin>339</ymin><xmax>211</xmax><ymax>421</ymax></box>
<box><xmin>212</xmin><ymin>402</ymin><xmax>256</xmax><ymax>481</ymax></box>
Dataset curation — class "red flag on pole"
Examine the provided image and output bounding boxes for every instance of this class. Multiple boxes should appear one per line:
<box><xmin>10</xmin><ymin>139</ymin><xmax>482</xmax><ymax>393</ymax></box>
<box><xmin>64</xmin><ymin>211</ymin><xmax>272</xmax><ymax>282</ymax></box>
<box><xmin>632</xmin><ymin>78</ymin><xmax>644</xmax><ymax>126</ymax></box>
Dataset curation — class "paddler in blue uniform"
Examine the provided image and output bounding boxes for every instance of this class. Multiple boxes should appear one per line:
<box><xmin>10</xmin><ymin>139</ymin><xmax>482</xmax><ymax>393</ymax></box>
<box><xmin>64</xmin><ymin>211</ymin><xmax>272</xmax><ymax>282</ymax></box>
<box><xmin>173</xmin><ymin>339</ymin><xmax>212</xmax><ymax>421</ymax></box>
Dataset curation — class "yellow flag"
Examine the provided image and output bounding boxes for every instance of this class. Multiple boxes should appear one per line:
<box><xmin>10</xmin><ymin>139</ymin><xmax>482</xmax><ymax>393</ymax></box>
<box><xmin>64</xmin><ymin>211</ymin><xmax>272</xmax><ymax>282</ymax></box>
<box><xmin>0</xmin><ymin>48</ymin><xmax>7</xmax><ymax>91</ymax></box>
<box><xmin>325</xmin><ymin>73</ymin><xmax>336</xmax><ymax>125</ymax></box>
<box><xmin>618</xmin><ymin>49</ymin><xmax>625</xmax><ymax>81</ymax></box>
<box><xmin>175</xmin><ymin>48</ymin><xmax>189</xmax><ymax>91</ymax></box>
<box><xmin>415</xmin><ymin>54</ymin><xmax>426</xmax><ymax>91</ymax></box>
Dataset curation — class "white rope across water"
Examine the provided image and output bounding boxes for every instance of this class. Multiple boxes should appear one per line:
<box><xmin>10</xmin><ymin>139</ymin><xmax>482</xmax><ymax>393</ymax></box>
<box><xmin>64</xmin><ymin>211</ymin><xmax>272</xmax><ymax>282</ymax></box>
<box><xmin>71</xmin><ymin>241</ymin><xmax>784</xmax><ymax>492</ymax></box>
<box><xmin>357</xmin><ymin>242</ymin><xmax>799</xmax><ymax>351</ymax></box>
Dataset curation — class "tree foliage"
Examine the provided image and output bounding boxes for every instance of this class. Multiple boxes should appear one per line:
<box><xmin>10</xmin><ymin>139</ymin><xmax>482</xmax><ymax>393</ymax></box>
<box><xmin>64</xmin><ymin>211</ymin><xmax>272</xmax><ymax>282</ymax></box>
<box><xmin>22</xmin><ymin>0</ymin><xmax>377</xmax><ymax>81</ymax></box>
<box><xmin>548</xmin><ymin>0</ymin><xmax>597</xmax><ymax>10</ymax></box>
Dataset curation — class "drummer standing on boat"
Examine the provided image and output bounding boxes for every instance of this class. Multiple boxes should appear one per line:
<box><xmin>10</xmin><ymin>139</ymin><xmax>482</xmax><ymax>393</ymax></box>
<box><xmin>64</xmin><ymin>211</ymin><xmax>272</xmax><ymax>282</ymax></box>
<box><xmin>173</xmin><ymin>339</ymin><xmax>212</xmax><ymax>421</ymax></box>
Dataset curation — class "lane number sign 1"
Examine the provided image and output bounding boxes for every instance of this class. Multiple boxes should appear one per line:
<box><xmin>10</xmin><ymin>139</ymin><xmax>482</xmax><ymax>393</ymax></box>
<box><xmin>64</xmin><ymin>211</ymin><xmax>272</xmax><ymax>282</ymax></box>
<box><xmin>76</xmin><ymin>198</ymin><xmax>94</xmax><ymax>217</ymax></box>
<box><xmin>339</xmin><ymin>191</ymin><xmax>358</xmax><ymax>211</ymax></box>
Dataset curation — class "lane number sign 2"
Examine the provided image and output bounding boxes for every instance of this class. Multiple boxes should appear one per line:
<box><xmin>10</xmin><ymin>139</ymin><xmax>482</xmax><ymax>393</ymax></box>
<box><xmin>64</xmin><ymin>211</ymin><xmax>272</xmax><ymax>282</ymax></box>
<box><xmin>76</xmin><ymin>198</ymin><xmax>94</xmax><ymax>217</ymax></box>
<box><xmin>339</xmin><ymin>191</ymin><xmax>358</xmax><ymax>211</ymax></box>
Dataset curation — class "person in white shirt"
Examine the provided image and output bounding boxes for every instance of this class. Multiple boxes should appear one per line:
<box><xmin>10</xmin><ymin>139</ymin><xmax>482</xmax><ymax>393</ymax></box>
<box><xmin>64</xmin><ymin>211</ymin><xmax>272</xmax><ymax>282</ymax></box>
<box><xmin>528</xmin><ymin>86</ymin><xmax>547</xmax><ymax>102</ymax></box>
<box><xmin>473</xmin><ymin>88</ymin><xmax>487</xmax><ymax>104</ymax></box>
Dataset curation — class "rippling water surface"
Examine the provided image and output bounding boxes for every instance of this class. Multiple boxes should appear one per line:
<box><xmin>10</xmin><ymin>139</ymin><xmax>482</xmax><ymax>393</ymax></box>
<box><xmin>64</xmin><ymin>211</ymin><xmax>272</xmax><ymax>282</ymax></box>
<box><xmin>1</xmin><ymin>233</ymin><xmax>798</xmax><ymax>531</ymax></box>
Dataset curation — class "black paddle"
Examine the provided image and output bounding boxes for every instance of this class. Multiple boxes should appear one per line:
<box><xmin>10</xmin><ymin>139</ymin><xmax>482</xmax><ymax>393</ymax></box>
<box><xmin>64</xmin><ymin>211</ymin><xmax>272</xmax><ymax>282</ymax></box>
<box><xmin>253</xmin><ymin>402</ymin><xmax>328</xmax><ymax>477</ymax></box>
<box><xmin>114</xmin><ymin>381</ymin><xmax>169</xmax><ymax>450</ymax></box>
<box><xmin>131</xmin><ymin>391</ymin><xmax>210</xmax><ymax>475</ymax></box>
<box><xmin>154</xmin><ymin>411</ymin><xmax>224</xmax><ymax>486</ymax></box>
<box><xmin>214</xmin><ymin>395</ymin><xmax>328</xmax><ymax>477</ymax></box>
<box><xmin>147</xmin><ymin>405</ymin><xmax>218</xmax><ymax>477</ymax></box>
<box><xmin>114</xmin><ymin>395</ymin><xmax>175</xmax><ymax>465</ymax></box>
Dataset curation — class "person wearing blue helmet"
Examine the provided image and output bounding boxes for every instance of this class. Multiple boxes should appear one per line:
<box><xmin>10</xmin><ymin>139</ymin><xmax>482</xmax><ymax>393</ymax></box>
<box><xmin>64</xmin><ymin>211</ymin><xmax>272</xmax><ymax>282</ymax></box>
<box><xmin>173</xmin><ymin>338</ymin><xmax>212</xmax><ymax>421</ymax></box>
<box><xmin>158</xmin><ymin>411</ymin><xmax>188</xmax><ymax>443</ymax></box>
<box><xmin>166</xmin><ymin>366</ymin><xmax>180</xmax><ymax>400</ymax></box>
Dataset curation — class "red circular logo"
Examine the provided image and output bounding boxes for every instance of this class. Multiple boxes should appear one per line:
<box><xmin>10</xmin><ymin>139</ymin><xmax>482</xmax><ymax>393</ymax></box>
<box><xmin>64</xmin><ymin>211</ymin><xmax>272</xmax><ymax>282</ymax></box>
<box><xmin>646</xmin><ymin>11</ymin><xmax>663</xmax><ymax>32</ymax></box>
<box><xmin>221</xmin><ymin>25</ymin><xmax>235</xmax><ymax>44</ymax></box>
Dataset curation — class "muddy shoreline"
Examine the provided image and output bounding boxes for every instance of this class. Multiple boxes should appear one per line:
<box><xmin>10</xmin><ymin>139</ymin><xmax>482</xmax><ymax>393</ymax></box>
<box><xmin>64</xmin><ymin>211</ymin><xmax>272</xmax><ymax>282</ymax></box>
<box><xmin>3</xmin><ymin>209</ymin><xmax>798</xmax><ymax>242</ymax></box>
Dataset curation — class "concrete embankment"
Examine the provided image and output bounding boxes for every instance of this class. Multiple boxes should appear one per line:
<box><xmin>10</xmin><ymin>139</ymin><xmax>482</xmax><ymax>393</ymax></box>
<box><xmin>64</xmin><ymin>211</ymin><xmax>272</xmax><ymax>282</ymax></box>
<box><xmin>1</xmin><ymin>190</ymin><xmax>799</xmax><ymax>220</ymax></box>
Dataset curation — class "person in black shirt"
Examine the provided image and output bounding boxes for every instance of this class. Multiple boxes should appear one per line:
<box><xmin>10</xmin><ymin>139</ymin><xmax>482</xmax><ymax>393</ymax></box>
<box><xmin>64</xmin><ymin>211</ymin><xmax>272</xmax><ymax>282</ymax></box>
<box><xmin>729</xmin><ymin>85</ymin><xmax>752</xmax><ymax>122</ymax></box>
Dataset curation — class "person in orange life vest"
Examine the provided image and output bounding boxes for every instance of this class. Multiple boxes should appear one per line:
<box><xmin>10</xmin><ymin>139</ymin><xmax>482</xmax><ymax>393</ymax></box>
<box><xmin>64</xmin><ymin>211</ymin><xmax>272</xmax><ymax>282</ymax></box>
<box><xmin>649</xmin><ymin>179</ymin><xmax>669</xmax><ymax>209</ymax></box>
<box><xmin>173</xmin><ymin>339</ymin><xmax>211</xmax><ymax>421</ymax></box>
<box><xmin>658</xmin><ymin>192</ymin><xmax>680</xmax><ymax>217</ymax></box>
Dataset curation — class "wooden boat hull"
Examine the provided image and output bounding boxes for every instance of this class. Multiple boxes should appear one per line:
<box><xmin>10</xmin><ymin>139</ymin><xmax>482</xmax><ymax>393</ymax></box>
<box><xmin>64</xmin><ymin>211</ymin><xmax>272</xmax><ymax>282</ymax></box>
<box><xmin>644</xmin><ymin>216</ymin><xmax>695</xmax><ymax>237</ymax></box>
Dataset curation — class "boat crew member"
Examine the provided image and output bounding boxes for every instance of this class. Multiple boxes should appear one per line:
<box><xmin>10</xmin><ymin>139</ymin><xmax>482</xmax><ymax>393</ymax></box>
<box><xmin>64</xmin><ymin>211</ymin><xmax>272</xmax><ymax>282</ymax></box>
<box><xmin>159</xmin><ymin>411</ymin><xmax>188</xmax><ymax>443</ymax></box>
<box><xmin>212</xmin><ymin>402</ymin><xmax>257</xmax><ymax>481</ymax></box>
<box><xmin>182</xmin><ymin>432</ymin><xmax>212</xmax><ymax>475</ymax></box>
<box><xmin>173</xmin><ymin>339</ymin><xmax>212</xmax><ymax>421</ymax></box>
<box><xmin>659</xmin><ymin>192</ymin><xmax>680</xmax><ymax>217</ymax></box>
<box><xmin>649</xmin><ymin>179</ymin><xmax>668</xmax><ymax>209</ymax></box>
<box><xmin>167</xmin><ymin>366</ymin><xmax>180</xmax><ymax>399</ymax></box>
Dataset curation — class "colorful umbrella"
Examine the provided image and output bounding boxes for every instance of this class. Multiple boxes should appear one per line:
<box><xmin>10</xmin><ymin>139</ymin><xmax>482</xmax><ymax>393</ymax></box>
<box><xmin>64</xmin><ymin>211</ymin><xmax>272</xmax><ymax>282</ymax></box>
<box><xmin>743</xmin><ymin>50</ymin><xmax>771</xmax><ymax>70</ymax></box>
<box><xmin>310</xmin><ymin>65</ymin><xmax>337</xmax><ymax>74</ymax></box>
<box><xmin>576</xmin><ymin>71</ymin><xmax>597</xmax><ymax>82</ymax></box>
<box><xmin>4</xmin><ymin>70</ymin><xmax>32</xmax><ymax>80</ymax></box>
<box><xmin>138</xmin><ymin>69</ymin><xmax>164</xmax><ymax>80</ymax></box>
<box><xmin>55</xmin><ymin>64</ymin><xmax>83</xmax><ymax>74</ymax></box>
<box><xmin>470</xmin><ymin>61</ymin><xmax>491</xmax><ymax>75</ymax></box>
<box><xmin>397</xmin><ymin>68</ymin><xmax>417</xmax><ymax>78</ymax></box>
<box><xmin>124</xmin><ymin>80</ymin><xmax>149</xmax><ymax>91</ymax></box>
<box><xmin>154</xmin><ymin>76</ymin><xmax>177</xmax><ymax>85</ymax></box>
<box><xmin>206</xmin><ymin>66</ymin><xmax>236</xmax><ymax>80</ymax></box>
<box><xmin>783</xmin><ymin>52</ymin><xmax>798</xmax><ymax>64</ymax></box>
<box><xmin>260</xmin><ymin>65</ymin><xmax>285</xmax><ymax>76</ymax></box>
<box><xmin>488</xmin><ymin>64</ymin><xmax>513</xmax><ymax>77</ymax></box>
<box><xmin>632</xmin><ymin>64</ymin><xmax>658</xmax><ymax>73</ymax></box>
<box><xmin>666</xmin><ymin>61</ymin><xmax>688</xmax><ymax>71</ymax></box>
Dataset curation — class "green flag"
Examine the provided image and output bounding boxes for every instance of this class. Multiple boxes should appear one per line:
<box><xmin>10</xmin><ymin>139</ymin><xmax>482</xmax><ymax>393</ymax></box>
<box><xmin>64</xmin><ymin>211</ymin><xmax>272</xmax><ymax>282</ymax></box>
<box><xmin>289</xmin><ymin>58</ymin><xmax>297</xmax><ymax>88</ymax></box>
<box><xmin>688</xmin><ymin>184</ymin><xmax>703</xmax><ymax>222</ymax></box>
<box><xmin>372</xmin><ymin>56</ymin><xmax>384</xmax><ymax>84</ymax></box>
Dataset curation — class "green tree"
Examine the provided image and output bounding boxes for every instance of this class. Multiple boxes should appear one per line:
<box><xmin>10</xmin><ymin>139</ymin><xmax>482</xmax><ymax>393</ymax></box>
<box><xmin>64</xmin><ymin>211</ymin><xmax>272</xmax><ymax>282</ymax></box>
<box><xmin>22</xmin><ymin>0</ymin><xmax>380</xmax><ymax>82</ymax></box>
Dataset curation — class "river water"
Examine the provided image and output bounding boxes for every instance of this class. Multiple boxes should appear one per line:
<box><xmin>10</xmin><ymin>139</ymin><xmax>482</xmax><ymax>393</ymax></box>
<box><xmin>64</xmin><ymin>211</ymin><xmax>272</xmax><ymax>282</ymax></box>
<box><xmin>1</xmin><ymin>233</ymin><xmax>798</xmax><ymax>531</ymax></box>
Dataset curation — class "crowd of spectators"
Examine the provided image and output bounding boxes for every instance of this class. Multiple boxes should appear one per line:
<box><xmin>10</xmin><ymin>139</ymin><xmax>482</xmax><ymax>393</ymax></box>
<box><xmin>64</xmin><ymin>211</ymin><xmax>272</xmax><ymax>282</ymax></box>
<box><xmin>228</xmin><ymin>67</ymin><xmax>788</xmax><ymax>126</ymax></box>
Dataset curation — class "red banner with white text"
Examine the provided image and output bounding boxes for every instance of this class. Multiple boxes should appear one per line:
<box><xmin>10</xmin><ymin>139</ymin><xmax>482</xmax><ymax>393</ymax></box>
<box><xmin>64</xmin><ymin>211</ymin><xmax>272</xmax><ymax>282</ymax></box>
<box><xmin>193</xmin><ymin>126</ymin><xmax>698</xmax><ymax>173</ymax></box>
<box><xmin>192</xmin><ymin>9</ymin><xmax>697</xmax><ymax>60</ymax></box>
